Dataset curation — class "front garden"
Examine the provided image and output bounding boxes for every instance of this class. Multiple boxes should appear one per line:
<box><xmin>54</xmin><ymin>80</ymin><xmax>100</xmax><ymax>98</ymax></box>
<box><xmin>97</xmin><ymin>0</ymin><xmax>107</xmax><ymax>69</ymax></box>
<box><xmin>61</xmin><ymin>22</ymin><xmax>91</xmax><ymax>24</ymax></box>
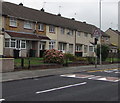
<box><xmin>14</xmin><ymin>49</ymin><xmax>120</xmax><ymax>70</ymax></box>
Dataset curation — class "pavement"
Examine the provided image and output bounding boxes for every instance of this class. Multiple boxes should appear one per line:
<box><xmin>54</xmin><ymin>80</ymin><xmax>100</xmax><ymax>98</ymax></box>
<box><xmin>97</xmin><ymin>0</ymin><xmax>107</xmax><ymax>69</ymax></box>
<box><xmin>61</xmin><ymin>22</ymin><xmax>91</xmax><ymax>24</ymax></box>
<box><xmin>1</xmin><ymin>63</ymin><xmax>119</xmax><ymax>82</ymax></box>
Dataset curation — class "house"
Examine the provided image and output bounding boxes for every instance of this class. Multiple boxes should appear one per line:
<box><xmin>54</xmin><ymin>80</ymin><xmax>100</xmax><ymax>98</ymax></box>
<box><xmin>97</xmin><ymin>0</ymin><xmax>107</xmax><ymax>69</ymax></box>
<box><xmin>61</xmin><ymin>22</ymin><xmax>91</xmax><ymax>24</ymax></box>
<box><xmin>105</xmin><ymin>28</ymin><xmax>120</xmax><ymax>53</ymax></box>
<box><xmin>0</xmin><ymin>1</ymin><xmax>109</xmax><ymax>58</ymax></box>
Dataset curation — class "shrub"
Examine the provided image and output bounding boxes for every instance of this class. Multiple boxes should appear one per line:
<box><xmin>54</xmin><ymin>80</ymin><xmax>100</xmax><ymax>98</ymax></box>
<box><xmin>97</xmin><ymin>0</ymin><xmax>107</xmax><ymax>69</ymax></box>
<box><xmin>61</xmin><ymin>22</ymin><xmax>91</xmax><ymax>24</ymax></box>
<box><xmin>43</xmin><ymin>49</ymin><xmax>64</xmax><ymax>64</ymax></box>
<box><xmin>86</xmin><ymin>57</ymin><xmax>95</xmax><ymax>64</ymax></box>
<box><xmin>64</xmin><ymin>53</ymin><xmax>76</xmax><ymax>61</ymax></box>
<box><xmin>96</xmin><ymin>44</ymin><xmax>110</xmax><ymax>61</ymax></box>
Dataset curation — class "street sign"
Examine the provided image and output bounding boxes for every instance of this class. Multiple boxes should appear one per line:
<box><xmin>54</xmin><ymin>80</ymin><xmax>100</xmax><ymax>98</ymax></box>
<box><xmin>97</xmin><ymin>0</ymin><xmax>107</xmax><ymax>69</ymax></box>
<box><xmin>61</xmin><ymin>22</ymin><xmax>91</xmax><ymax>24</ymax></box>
<box><xmin>93</xmin><ymin>28</ymin><xmax>101</xmax><ymax>38</ymax></box>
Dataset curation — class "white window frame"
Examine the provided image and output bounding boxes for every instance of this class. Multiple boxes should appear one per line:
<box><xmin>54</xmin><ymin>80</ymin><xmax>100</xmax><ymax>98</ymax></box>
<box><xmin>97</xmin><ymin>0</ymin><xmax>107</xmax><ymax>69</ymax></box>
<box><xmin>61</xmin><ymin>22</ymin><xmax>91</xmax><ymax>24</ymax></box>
<box><xmin>24</xmin><ymin>21</ymin><xmax>32</xmax><ymax>29</ymax></box>
<box><xmin>67</xmin><ymin>30</ymin><xmax>73</xmax><ymax>36</ymax></box>
<box><xmin>9</xmin><ymin>18</ymin><xmax>17</xmax><ymax>27</ymax></box>
<box><xmin>38</xmin><ymin>23</ymin><xmax>44</xmax><ymax>31</ymax></box>
<box><xmin>5</xmin><ymin>39</ymin><xmax>10</xmax><ymax>47</ymax></box>
<box><xmin>59</xmin><ymin>43</ymin><xmax>66</xmax><ymax>52</ymax></box>
<box><xmin>49</xmin><ymin>25</ymin><xmax>55</xmax><ymax>33</ymax></box>
<box><xmin>77</xmin><ymin>31</ymin><xmax>81</xmax><ymax>37</ymax></box>
<box><xmin>21</xmin><ymin>40</ymin><xmax>26</xmax><ymax>49</ymax></box>
<box><xmin>60</xmin><ymin>27</ymin><xmax>65</xmax><ymax>34</ymax></box>
<box><xmin>84</xmin><ymin>33</ymin><xmax>88</xmax><ymax>37</ymax></box>
<box><xmin>49</xmin><ymin>41</ymin><xmax>55</xmax><ymax>49</ymax></box>
<box><xmin>10</xmin><ymin>39</ymin><xmax>16</xmax><ymax>48</ymax></box>
<box><xmin>76</xmin><ymin>45</ymin><xmax>82</xmax><ymax>51</ymax></box>
<box><xmin>89</xmin><ymin>46</ymin><xmax>94</xmax><ymax>52</ymax></box>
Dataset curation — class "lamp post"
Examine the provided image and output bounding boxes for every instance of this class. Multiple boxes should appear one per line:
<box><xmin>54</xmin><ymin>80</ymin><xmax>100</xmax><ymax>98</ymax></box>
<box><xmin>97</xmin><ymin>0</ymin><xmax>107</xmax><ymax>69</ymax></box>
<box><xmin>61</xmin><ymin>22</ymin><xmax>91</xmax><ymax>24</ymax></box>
<box><xmin>99</xmin><ymin>0</ymin><xmax>102</xmax><ymax>65</ymax></box>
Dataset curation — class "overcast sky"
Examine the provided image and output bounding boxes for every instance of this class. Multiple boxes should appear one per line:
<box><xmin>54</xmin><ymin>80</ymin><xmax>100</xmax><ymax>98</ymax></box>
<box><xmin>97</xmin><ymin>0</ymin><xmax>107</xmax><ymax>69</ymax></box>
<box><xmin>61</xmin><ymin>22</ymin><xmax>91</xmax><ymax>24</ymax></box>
<box><xmin>3</xmin><ymin>0</ymin><xmax>119</xmax><ymax>31</ymax></box>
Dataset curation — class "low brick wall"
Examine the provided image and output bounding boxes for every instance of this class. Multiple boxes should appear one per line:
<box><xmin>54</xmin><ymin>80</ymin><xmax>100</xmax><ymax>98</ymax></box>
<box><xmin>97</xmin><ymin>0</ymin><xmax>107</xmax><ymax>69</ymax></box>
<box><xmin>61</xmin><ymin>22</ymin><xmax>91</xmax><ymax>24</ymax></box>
<box><xmin>0</xmin><ymin>58</ymin><xmax>14</xmax><ymax>72</ymax></box>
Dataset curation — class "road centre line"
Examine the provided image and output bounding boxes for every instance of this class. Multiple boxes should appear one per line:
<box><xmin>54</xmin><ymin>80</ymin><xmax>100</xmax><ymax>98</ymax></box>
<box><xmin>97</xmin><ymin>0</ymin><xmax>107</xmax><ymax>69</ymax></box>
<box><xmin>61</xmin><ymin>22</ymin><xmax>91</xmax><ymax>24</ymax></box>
<box><xmin>36</xmin><ymin>82</ymin><xmax>87</xmax><ymax>94</ymax></box>
<box><xmin>87</xmin><ymin>68</ymin><xmax>120</xmax><ymax>73</ymax></box>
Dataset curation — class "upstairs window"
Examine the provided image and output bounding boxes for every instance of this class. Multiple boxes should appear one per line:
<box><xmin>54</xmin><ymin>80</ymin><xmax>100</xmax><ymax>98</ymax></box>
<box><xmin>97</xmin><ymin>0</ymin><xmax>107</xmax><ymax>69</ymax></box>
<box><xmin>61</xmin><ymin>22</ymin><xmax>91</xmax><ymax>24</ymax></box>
<box><xmin>84</xmin><ymin>33</ymin><xmax>88</xmax><ymax>37</ymax></box>
<box><xmin>9</xmin><ymin>18</ymin><xmax>17</xmax><ymax>27</ymax></box>
<box><xmin>49</xmin><ymin>25</ymin><xmax>55</xmax><ymax>33</ymax></box>
<box><xmin>77</xmin><ymin>32</ymin><xmax>81</xmax><ymax>37</ymax></box>
<box><xmin>38</xmin><ymin>24</ymin><xmax>44</xmax><ymax>31</ymax></box>
<box><xmin>24</xmin><ymin>21</ymin><xmax>32</xmax><ymax>29</ymax></box>
<box><xmin>60</xmin><ymin>28</ymin><xmax>65</xmax><ymax>34</ymax></box>
<box><xmin>67</xmin><ymin>30</ymin><xmax>73</xmax><ymax>36</ymax></box>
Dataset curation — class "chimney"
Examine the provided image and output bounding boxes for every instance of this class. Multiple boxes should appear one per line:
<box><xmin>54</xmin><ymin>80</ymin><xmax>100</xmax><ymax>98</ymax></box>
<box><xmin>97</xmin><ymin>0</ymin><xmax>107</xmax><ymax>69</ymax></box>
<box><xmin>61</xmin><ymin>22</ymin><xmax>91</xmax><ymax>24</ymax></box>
<box><xmin>83</xmin><ymin>21</ymin><xmax>86</xmax><ymax>24</ymax></box>
<box><xmin>58</xmin><ymin>13</ymin><xmax>61</xmax><ymax>16</ymax></box>
<box><xmin>19</xmin><ymin>3</ymin><xmax>23</xmax><ymax>6</ymax></box>
<box><xmin>72</xmin><ymin>18</ymin><xmax>75</xmax><ymax>20</ymax></box>
<box><xmin>41</xmin><ymin>8</ymin><xmax>45</xmax><ymax>12</ymax></box>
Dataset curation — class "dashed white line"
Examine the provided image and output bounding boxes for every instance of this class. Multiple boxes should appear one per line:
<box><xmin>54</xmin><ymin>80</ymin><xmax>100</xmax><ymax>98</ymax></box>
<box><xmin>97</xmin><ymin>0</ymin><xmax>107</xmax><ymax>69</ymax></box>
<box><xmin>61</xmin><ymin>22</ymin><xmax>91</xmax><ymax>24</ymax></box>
<box><xmin>36</xmin><ymin>82</ymin><xmax>87</xmax><ymax>94</ymax></box>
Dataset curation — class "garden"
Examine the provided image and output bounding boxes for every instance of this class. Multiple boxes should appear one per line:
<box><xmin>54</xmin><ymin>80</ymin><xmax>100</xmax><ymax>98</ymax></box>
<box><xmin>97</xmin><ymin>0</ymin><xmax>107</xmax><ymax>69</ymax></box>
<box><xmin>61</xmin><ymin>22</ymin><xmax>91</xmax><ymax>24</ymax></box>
<box><xmin>14</xmin><ymin>46</ymin><xmax>120</xmax><ymax>70</ymax></box>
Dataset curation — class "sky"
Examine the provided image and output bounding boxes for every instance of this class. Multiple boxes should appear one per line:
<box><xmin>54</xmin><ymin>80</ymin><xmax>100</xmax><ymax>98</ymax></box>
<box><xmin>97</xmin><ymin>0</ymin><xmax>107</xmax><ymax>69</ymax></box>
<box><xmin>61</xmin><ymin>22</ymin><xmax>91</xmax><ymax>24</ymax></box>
<box><xmin>2</xmin><ymin>0</ymin><xmax>119</xmax><ymax>31</ymax></box>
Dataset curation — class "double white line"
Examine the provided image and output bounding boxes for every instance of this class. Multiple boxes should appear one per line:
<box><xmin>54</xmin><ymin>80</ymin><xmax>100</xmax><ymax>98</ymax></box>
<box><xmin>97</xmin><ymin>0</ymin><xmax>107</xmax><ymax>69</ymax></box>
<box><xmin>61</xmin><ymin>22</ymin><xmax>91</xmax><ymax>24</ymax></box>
<box><xmin>36</xmin><ymin>82</ymin><xmax>87</xmax><ymax>94</ymax></box>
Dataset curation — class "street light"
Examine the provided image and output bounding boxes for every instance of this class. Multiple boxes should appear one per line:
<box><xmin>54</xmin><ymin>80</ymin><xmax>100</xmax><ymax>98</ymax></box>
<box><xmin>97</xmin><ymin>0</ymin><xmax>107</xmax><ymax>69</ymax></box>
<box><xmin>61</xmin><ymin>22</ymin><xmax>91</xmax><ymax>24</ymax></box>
<box><xmin>99</xmin><ymin>0</ymin><xmax>102</xmax><ymax>65</ymax></box>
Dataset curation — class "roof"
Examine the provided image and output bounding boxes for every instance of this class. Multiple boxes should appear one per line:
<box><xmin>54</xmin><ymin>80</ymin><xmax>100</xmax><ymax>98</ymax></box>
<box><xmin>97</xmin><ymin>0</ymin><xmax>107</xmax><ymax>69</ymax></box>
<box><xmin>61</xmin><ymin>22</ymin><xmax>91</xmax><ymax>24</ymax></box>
<box><xmin>6</xmin><ymin>31</ymin><xmax>50</xmax><ymax>40</ymax></box>
<box><xmin>109</xmin><ymin>28</ymin><xmax>120</xmax><ymax>35</ymax></box>
<box><xmin>2</xmin><ymin>2</ymin><xmax>109</xmax><ymax>37</ymax></box>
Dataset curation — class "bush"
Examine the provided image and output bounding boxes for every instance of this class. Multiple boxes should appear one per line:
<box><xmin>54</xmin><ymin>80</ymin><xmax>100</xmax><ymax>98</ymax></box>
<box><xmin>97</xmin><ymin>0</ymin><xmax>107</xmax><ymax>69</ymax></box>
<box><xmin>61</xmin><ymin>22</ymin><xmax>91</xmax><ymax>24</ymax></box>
<box><xmin>75</xmin><ymin>57</ymin><xmax>88</xmax><ymax>61</ymax></box>
<box><xmin>64</xmin><ymin>53</ymin><xmax>76</xmax><ymax>61</ymax></box>
<box><xmin>86</xmin><ymin>57</ymin><xmax>95</xmax><ymax>64</ymax></box>
<box><xmin>96</xmin><ymin>44</ymin><xmax>110</xmax><ymax>61</ymax></box>
<box><xmin>43</xmin><ymin>49</ymin><xmax>64</xmax><ymax>64</ymax></box>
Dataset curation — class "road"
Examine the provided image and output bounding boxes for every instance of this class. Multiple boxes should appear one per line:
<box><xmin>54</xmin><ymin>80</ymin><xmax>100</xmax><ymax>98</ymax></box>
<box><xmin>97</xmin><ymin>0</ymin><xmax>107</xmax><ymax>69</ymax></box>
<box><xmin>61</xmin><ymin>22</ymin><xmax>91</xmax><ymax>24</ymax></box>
<box><xmin>2</xmin><ymin>67</ymin><xmax>120</xmax><ymax>102</ymax></box>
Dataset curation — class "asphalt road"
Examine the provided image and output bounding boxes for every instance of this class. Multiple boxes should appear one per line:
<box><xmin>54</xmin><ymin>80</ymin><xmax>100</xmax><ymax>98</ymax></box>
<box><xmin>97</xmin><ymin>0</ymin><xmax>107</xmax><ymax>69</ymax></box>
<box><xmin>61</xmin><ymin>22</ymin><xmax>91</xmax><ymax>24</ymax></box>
<box><xmin>2</xmin><ymin>68</ymin><xmax>120</xmax><ymax>102</ymax></box>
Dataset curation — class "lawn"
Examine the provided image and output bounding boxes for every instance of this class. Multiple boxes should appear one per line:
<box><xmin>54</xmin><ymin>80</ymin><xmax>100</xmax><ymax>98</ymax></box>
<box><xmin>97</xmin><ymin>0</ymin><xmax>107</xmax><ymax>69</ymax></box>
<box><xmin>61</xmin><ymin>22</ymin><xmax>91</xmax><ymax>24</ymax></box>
<box><xmin>14</xmin><ymin>57</ymin><xmax>44</xmax><ymax>68</ymax></box>
<box><xmin>106</xmin><ymin>58</ymin><xmax>120</xmax><ymax>62</ymax></box>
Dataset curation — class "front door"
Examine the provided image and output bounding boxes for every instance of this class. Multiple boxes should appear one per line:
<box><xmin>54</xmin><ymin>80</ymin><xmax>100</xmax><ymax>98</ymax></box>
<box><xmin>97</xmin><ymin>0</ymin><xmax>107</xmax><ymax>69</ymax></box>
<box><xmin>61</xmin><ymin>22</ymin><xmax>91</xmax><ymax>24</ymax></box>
<box><xmin>16</xmin><ymin>40</ymin><xmax>21</xmax><ymax>57</ymax></box>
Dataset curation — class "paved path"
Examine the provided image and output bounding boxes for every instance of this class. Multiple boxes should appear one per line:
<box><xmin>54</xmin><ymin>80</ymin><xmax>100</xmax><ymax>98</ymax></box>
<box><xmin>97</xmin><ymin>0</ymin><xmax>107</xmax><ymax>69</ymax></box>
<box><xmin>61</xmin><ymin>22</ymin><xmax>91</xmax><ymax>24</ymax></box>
<box><xmin>1</xmin><ymin>64</ymin><xmax>119</xmax><ymax>82</ymax></box>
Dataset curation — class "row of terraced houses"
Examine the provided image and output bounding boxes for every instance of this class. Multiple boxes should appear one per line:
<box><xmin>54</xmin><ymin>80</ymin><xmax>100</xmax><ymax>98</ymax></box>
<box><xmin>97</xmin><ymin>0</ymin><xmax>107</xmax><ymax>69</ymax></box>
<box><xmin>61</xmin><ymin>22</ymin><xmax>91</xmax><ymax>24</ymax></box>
<box><xmin>0</xmin><ymin>2</ymin><xmax>114</xmax><ymax>58</ymax></box>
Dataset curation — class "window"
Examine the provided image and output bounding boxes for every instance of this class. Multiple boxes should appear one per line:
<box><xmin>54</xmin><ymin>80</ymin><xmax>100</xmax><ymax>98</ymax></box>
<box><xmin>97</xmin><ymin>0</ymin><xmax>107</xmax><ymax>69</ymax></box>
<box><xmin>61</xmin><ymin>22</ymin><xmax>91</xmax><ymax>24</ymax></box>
<box><xmin>76</xmin><ymin>45</ymin><xmax>82</xmax><ymax>51</ymax></box>
<box><xmin>58</xmin><ymin>43</ymin><xmax>66</xmax><ymax>52</ymax></box>
<box><xmin>11</xmin><ymin>39</ymin><xmax>16</xmax><ymax>48</ymax></box>
<box><xmin>60</xmin><ymin>28</ymin><xmax>65</xmax><ymax>34</ymax></box>
<box><xmin>77</xmin><ymin>32</ymin><xmax>81</xmax><ymax>37</ymax></box>
<box><xmin>9</xmin><ymin>18</ymin><xmax>17</xmax><ymax>27</ymax></box>
<box><xmin>21</xmin><ymin>40</ymin><xmax>26</xmax><ymax>49</ymax></box>
<box><xmin>38</xmin><ymin>24</ymin><xmax>44</xmax><ymax>31</ymax></box>
<box><xmin>89</xmin><ymin>46</ymin><xmax>94</xmax><ymax>52</ymax></box>
<box><xmin>49</xmin><ymin>25</ymin><xmax>55</xmax><ymax>33</ymax></box>
<box><xmin>67</xmin><ymin>30</ymin><xmax>73</xmax><ymax>35</ymax></box>
<box><xmin>84</xmin><ymin>33</ymin><xmax>88</xmax><ymax>37</ymax></box>
<box><xmin>40</xmin><ymin>42</ymin><xmax>45</xmax><ymax>50</ymax></box>
<box><xmin>91</xmin><ymin>34</ymin><xmax>93</xmax><ymax>38</ymax></box>
<box><xmin>49</xmin><ymin>41</ymin><xmax>55</xmax><ymax>49</ymax></box>
<box><xmin>84</xmin><ymin>45</ymin><xmax>88</xmax><ymax>53</ymax></box>
<box><xmin>69</xmin><ymin>44</ymin><xmax>73</xmax><ymax>53</ymax></box>
<box><xmin>5</xmin><ymin>39</ymin><xmax>10</xmax><ymax>47</ymax></box>
<box><xmin>24</xmin><ymin>21</ymin><xmax>32</xmax><ymax>29</ymax></box>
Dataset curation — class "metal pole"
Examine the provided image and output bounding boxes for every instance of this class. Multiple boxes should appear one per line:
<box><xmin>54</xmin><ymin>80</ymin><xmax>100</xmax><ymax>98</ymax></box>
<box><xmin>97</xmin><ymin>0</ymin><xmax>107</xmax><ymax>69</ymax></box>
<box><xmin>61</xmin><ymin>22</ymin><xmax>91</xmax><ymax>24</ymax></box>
<box><xmin>99</xmin><ymin>0</ymin><xmax>102</xmax><ymax>65</ymax></box>
<box><xmin>95</xmin><ymin>45</ymin><xmax>97</xmax><ymax>68</ymax></box>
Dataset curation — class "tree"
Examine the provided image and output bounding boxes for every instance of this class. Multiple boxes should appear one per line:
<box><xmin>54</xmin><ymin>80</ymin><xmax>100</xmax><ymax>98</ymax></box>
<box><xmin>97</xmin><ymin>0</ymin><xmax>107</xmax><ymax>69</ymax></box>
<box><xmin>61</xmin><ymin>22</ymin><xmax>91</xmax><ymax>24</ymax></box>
<box><xmin>96</xmin><ymin>44</ymin><xmax>110</xmax><ymax>61</ymax></box>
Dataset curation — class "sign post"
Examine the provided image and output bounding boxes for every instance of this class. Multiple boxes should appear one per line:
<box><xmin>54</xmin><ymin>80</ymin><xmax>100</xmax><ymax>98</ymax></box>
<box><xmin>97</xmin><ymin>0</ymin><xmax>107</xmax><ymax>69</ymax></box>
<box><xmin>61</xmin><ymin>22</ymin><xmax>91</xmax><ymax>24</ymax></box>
<box><xmin>93</xmin><ymin>29</ymin><xmax>101</xmax><ymax>68</ymax></box>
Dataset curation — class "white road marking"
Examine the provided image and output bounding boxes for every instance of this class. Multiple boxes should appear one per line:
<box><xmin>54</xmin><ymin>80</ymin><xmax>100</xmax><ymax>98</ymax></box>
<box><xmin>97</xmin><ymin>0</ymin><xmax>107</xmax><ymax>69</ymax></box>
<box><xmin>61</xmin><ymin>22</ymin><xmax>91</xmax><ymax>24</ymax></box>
<box><xmin>36</xmin><ymin>82</ymin><xmax>87</xmax><ymax>94</ymax></box>
<box><xmin>0</xmin><ymin>99</ymin><xmax>5</xmax><ymax>102</ymax></box>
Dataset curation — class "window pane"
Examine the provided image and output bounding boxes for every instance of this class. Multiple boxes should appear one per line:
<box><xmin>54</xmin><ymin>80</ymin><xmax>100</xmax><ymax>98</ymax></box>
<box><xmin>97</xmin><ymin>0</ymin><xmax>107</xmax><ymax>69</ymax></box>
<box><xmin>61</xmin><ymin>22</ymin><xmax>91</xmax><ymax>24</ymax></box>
<box><xmin>10</xmin><ymin>18</ymin><xmax>17</xmax><ymax>27</ymax></box>
<box><xmin>5</xmin><ymin>39</ymin><xmax>9</xmax><ymax>47</ymax></box>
